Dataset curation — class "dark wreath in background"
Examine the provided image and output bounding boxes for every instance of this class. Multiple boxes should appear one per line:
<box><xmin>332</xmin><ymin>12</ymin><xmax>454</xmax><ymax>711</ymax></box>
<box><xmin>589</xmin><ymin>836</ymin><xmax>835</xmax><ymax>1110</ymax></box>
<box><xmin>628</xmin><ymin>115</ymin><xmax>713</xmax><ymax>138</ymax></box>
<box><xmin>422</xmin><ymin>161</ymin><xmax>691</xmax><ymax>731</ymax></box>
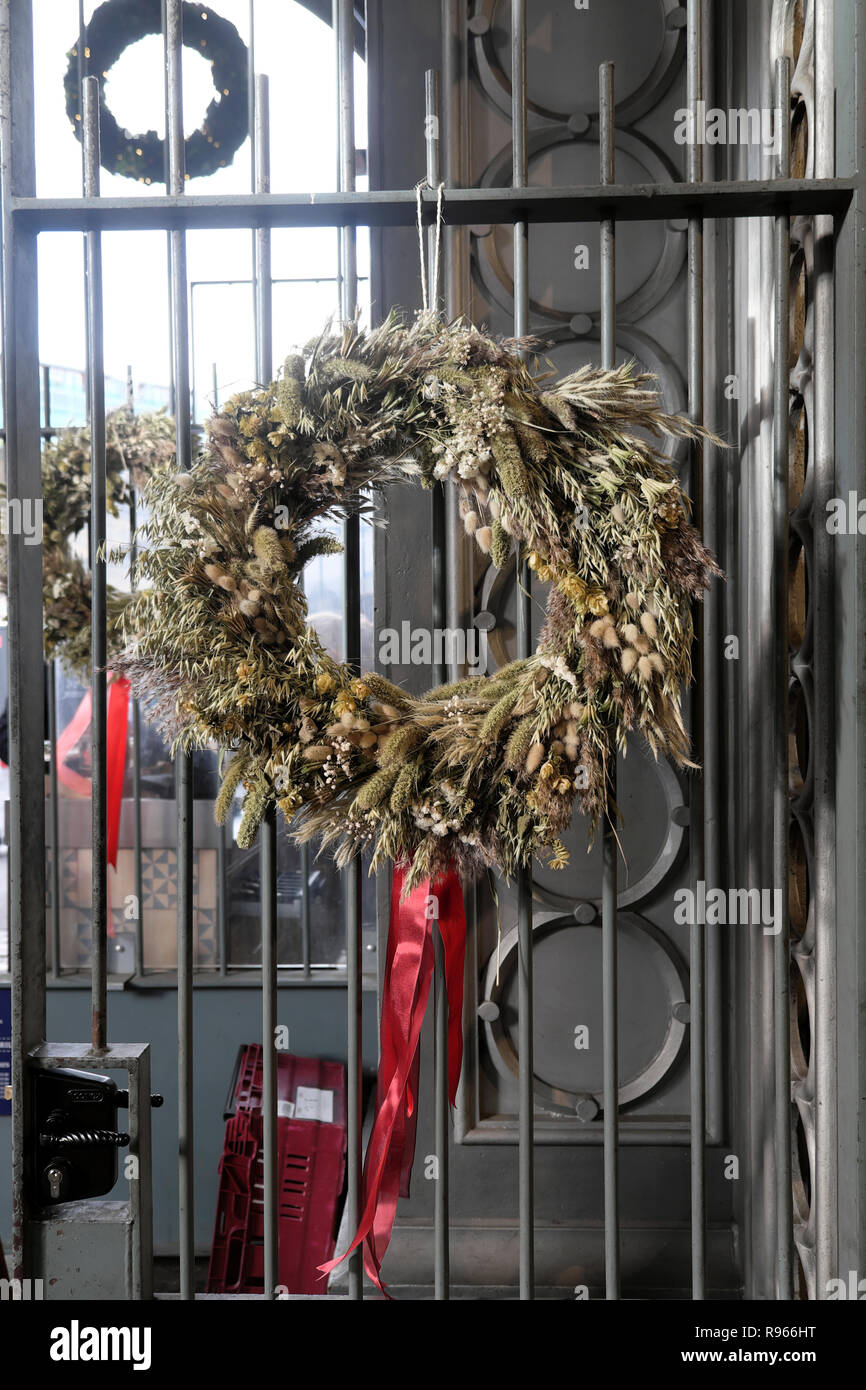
<box><xmin>64</xmin><ymin>0</ymin><xmax>249</xmax><ymax>184</ymax></box>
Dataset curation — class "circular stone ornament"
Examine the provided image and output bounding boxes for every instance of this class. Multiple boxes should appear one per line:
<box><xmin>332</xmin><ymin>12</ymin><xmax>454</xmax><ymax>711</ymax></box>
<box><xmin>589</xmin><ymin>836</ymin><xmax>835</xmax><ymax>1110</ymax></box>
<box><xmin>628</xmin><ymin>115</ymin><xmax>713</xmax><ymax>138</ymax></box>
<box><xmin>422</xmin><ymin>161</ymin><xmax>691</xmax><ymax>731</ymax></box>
<box><xmin>64</xmin><ymin>0</ymin><xmax>249</xmax><ymax>184</ymax></box>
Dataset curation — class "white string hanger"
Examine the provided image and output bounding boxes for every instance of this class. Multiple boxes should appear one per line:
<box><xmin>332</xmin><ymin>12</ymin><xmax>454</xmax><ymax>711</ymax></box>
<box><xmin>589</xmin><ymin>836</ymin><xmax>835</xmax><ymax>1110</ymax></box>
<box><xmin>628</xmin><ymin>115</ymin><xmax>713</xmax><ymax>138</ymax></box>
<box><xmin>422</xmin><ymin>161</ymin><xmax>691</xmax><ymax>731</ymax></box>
<box><xmin>415</xmin><ymin>178</ymin><xmax>445</xmax><ymax>313</ymax></box>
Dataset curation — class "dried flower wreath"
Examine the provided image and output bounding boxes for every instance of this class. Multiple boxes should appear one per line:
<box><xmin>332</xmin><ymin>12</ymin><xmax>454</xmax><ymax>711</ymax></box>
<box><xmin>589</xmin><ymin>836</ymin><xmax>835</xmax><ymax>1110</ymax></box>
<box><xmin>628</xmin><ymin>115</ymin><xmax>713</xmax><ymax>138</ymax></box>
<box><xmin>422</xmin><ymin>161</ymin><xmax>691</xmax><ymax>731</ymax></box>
<box><xmin>116</xmin><ymin>313</ymin><xmax>720</xmax><ymax>891</ymax></box>
<box><xmin>1</xmin><ymin>407</ymin><xmax>175</xmax><ymax>681</ymax></box>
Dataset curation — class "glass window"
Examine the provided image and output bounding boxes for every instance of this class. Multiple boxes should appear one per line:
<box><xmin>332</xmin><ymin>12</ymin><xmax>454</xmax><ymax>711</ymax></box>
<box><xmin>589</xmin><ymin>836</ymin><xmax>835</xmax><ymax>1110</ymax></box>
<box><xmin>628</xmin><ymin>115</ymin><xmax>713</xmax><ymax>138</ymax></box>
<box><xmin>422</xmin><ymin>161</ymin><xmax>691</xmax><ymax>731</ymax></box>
<box><xmin>1</xmin><ymin>0</ymin><xmax>373</xmax><ymax>979</ymax></box>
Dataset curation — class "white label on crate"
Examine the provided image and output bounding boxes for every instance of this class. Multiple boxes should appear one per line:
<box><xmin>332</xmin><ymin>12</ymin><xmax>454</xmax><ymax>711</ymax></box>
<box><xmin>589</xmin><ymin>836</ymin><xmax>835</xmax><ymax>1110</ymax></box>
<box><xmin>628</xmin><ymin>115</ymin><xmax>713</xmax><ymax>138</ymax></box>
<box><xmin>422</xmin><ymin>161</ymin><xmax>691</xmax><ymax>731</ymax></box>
<box><xmin>294</xmin><ymin>1086</ymin><xmax>334</xmax><ymax>1123</ymax></box>
<box><xmin>277</xmin><ymin>1100</ymin><xmax>295</xmax><ymax>1119</ymax></box>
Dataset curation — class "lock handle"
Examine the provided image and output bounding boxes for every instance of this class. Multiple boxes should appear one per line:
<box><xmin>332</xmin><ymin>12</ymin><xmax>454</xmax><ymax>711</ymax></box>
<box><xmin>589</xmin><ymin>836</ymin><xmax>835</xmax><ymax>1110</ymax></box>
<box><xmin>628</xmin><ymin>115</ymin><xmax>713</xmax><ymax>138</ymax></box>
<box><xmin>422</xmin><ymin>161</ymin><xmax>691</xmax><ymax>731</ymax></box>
<box><xmin>39</xmin><ymin>1129</ymin><xmax>129</xmax><ymax>1148</ymax></box>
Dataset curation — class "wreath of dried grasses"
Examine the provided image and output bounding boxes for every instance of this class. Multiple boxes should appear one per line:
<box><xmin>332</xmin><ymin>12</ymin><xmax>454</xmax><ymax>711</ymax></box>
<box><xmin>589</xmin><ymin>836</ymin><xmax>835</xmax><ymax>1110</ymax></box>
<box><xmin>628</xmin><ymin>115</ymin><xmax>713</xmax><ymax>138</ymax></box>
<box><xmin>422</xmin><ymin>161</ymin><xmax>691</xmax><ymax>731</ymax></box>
<box><xmin>1</xmin><ymin>407</ymin><xmax>175</xmax><ymax>682</ymax></box>
<box><xmin>116</xmin><ymin>313</ymin><xmax>721</xmax><ymax>891</ymax></box>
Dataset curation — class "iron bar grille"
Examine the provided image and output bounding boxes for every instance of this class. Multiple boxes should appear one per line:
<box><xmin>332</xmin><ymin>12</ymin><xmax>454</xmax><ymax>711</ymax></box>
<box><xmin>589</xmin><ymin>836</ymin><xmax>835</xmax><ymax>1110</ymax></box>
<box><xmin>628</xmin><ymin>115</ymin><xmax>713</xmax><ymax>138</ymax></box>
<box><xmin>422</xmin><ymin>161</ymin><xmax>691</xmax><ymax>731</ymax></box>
<box><xmin>0</xmin><ymin>0</ymin><xmax>851</xmax><ymax>1299</ymax></box>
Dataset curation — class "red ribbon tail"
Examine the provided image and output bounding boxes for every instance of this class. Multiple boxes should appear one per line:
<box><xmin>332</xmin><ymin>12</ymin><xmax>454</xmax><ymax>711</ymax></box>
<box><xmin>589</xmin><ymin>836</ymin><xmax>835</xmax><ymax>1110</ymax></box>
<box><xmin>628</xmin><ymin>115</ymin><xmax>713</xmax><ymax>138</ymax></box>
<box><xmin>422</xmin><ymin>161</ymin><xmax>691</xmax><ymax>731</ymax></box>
<box><xmin>106</xmin><ymin>676</ymin><xmax>130</xmax><ymax>870</ymax></box>
<box><xmin>53</xmin><ymin>677</ymin><xmax>131</xmax><ymax>875</ymax></box>
<box><xmin>433</xmin><ymin>870</ymin><xmax>467</xmax><ymax>1106</ymax></box>
<box><xmin>319</xmin><ymin>865</ymin><xmax>434</xmax><ymax>1292</ymax></box>
<box><xmin>319</xmin><ymin>863</ymin><xmax>467</xmax><ymax>1295</ymax></box>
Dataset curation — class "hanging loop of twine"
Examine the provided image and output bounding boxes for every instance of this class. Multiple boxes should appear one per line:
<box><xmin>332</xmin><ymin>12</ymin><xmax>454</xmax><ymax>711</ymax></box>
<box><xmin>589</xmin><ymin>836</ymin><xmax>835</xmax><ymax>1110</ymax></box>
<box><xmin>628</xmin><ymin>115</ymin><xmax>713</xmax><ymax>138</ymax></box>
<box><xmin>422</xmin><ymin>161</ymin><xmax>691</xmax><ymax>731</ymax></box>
<box><xmin>415</xmin><ymin>178</ymin><xmax>445</xmax><ymax>313</ymax></box>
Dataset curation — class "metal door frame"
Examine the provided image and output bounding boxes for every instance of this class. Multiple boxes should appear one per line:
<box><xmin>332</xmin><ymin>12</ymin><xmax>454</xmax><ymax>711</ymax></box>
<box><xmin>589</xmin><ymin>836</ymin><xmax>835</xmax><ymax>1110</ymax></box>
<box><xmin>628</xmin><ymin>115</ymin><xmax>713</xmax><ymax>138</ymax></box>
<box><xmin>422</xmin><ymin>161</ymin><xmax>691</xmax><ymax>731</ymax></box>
<box><xmin>1</xmin><ymin>0</ymin><xmax>858</xmax><ymax>1298</ymax></box>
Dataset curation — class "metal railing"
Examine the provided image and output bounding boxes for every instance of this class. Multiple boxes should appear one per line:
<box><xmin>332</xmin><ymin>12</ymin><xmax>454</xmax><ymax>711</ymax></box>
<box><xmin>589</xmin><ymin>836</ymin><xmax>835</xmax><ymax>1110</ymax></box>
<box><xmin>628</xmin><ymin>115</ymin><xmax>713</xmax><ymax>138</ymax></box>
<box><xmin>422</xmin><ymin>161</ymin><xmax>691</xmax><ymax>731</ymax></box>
<box><xmin>1</xmin><ymin>0</ymin><xmax>852</xmax><ymax>1300</ymax></box>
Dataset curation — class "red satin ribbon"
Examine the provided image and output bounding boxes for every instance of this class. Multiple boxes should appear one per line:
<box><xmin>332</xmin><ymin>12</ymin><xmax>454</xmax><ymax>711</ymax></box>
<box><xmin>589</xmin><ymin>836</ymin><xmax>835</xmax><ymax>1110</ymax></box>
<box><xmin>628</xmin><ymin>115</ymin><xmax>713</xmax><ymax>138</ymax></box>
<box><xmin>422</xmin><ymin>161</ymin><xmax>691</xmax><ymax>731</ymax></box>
<box><xmin>105</xmin><ymin>677</ymin><xmax>130</xmax><ymax>869</ymax></box>
<box><xmin>320</xmin><ymin>862</ymin><xmax>466</xmax><ymax>1295</ymax></box>
<box><xmin>55</xmin><ymin>675</ymin><xmax>130</xmax><ymax>870</ymax></box>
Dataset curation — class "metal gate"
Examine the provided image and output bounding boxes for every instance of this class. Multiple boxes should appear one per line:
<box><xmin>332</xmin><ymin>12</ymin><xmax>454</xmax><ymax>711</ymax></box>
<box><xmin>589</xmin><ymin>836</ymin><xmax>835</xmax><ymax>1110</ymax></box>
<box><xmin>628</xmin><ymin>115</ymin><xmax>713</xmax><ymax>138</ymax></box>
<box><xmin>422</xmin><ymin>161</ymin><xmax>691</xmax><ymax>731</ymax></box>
<box><xmin>0</xmin><ymin>0</ymin><xmax>860</xmax><ymax>1300</ymax></box>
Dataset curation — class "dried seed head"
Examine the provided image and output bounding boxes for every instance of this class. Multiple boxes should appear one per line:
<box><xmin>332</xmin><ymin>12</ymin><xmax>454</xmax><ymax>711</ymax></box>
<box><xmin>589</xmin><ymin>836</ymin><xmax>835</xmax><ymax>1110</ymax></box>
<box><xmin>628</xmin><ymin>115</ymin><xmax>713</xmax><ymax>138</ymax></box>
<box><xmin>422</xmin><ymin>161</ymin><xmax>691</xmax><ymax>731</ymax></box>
<box><xmin>625</xmin><ymin>591</ymin><xmax>641</xmax><ymax>610</ymax></box>
<box><xmin>623</xmin><ymin>623</ymin><xmax>640</xmax><ymax>645</ymax></box>
<box><xmin>302</xmin><ymin>745</ymin><xmax>331</xmax><ymax>763</ymax></box>
<box><xmin>621</xmin><ymin>647</ymin><xmax>638</xmax><ymax>675</ymax></box>
<box><xmin>463</xmin><ymin>510</ymin><xmax>479</xmax><ymax>534</ymax></box>
<box><xmin>476</xmin><ymin>526</ymin><xmax>493</xmax><ymax>554</ymax></box>
<box><xmin>524</xmin><ymin>741</ymin><xmax>546</xmax><ymax>775</ymax></box>
<box><xmin>648</xmin><ymin>652</ymin><xmax>665</xmax><ymax>675</ymax></box>
<box><xmin>640</xmin><ymin>612</ymin><xmax>658</xmax><ymax>639</ymax></box>
<box><xmin>634</xmin><ymin>635</ymin><xmax>651</xmax><ymax>655</ymax></box>
<box><xmin>612</xmin><ymin>503</ymin><xmax>625</xmax><ymax>524</ymax></box>
<box><xmin>637</xmin><ymin>656</ymin><xmax>653</xmax><ymax>682</ymax></box>
<box><xmin>253</xmin><ymin>526</ymin><xmax>287</xmax><ymax>571</ymax></box>
<box><xmin>216</xmin><ymin>574</ymin><xmax>237</xmax><ymax>592</ymax></box>
<box><xmin>602</xmin><ymin>626</ymin><xmax>621</xmax><ymax>649</ymax></box>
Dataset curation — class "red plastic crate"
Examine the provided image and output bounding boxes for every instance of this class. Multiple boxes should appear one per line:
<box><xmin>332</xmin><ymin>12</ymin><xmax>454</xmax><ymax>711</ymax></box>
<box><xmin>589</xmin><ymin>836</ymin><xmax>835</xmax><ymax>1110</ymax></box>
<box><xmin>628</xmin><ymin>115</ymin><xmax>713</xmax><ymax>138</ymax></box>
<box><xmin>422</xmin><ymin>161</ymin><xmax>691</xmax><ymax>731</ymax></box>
<box><xmin>207</xmin><ymin>1047</ymin><xmax>347</xmax><ymax>1296</ymax></box>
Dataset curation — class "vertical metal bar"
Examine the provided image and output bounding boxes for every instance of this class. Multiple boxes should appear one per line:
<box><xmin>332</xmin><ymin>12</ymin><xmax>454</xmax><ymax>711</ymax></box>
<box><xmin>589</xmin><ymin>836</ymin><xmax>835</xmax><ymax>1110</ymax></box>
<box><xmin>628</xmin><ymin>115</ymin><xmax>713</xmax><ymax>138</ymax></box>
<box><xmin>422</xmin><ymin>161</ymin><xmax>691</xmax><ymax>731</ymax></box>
<box><xmin>440</xmin><ymin>0</ymin><xmax>471</xmax><ymax>680</ymax></box>
<box><xmin>334</xmin><ymin>0</ymin><xmax>362</xmax><ymax>1301</ymax></box>
<box><xmin>1</xmin><ymin>0</ymin><xmax>45</xmax><ymax>1282</ymax></box>
<box><xmin>216</xmin><ymin>803</ymin><xmax>228</xmax><ymax>972</ymax></box>
<box><xmin>686</xmin><ymin>0</ymin><xmax>706</xmax><ymax>1301</ymax></box>
<box><xmin>424</xmin><ymin>67</ymin><xmax>450</xmax><ymax>1301</ymax></box>
<box><xmin>126</xmin><ymin>366</ymin><xmax>145</xmax><ymax>978</ymax></box>
<box><xmin>254</xmin><ymin>77</ymin><xmax>272</xmax><ymax>382</ymax></box>
<box><xmin>511</xmin><ymin>0</ymin><xmax>534</xmax><ymax>1301</ymax></box>
<box><xmin>247</xmin><ymin>0</ymin><xmax>256</xmax><ymax>194</ymax></box>
<box><xmin>129</xmin><ymin>497</ymin><xmax>145</xmax><ymax>977</ymax></box>
<box><xmin>300</xmin><ymin>843</ymin><xmax>312</xmax><ymax>976</ymax></box>
<box><xmin>260</xmin><ymin>800</ymin><xmax>278</xmax><ymax>1287</ymax></box>
<box><xmin>598</xmin><ymin>60</ymin><xmax>620</xmax><ymax>1302</ymax></box>
<box><xmin>813</xmin><ymin>0</ymin><xmax>838</xmax><ymax>1299</ymax></box>
<box><xmin>76</xmin><ymin>0</ymin><xmax>86</xmax><ymax>177</ymax></box>
<box><xmin>209</xmin><ymin>360</ymin><xmax>230</xmax><ymax>976</ymax></box>
<box><xmin>701</xmin><ymin>1</ymin><xmax>723</xmax><ymax>1155</ymax></box>
<box><xmin>772</xmin><ymin>55</ymin><xmax>793</xmax><ymax>1301</ymax></box>
<box><xmin>252</xmin><ymin>72</ymin><xmax>279</xmax><ymax>1300</ymax></box>
<box><xmin>40</xmin><ymin>363</ymin><xmax>50</xmax><ymax>430</ymax></box>
<box><xmin>247</xmin><ymin>0</ymin><xmax>257</xmax><ymax>357</ymax></box>
<box><xmin>77</xmin><ymin>0</ymin><xmax>93</xmax><ymax>387</ymax></box>
<box><xmin>47</xmin><ymin>668</ymin><xmax>61</xmax><ymax>978</ymax></box>
<box><xmin>43</xmin><ymin>366</ymin><xmax>62</xmax><ymax>981</ymax></box>
<box><xmin>165</xmin><ymin>0</ymin><xmax>195</xmax><ymax>1300</ymax></box>
<box><xmin>82</xmin><ymin>76</ymin><xmax>108</xmax><ymax>1053</ymax></box>
<box><xmin>336</xmin><ymin>0</ymin><xmax>358</xmax><ymax>312</ymax></box>
<box><xmin>48</xmin><ymin>659</ymin><xmax>61</xmax><ymax>979</ymax></box>
<box><xmin>160</xmin><ymin>0</ymin><xmax>175</xmax><ymax>415</ymax></box>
